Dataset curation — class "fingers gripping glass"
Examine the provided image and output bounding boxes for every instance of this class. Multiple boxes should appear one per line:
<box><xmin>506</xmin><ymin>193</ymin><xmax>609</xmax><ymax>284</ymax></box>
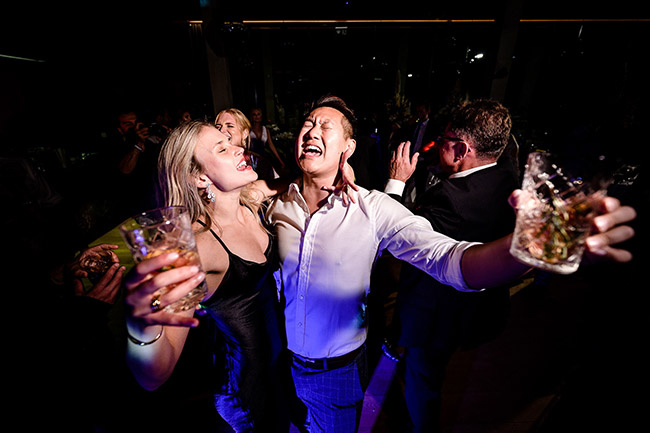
<box><xmin>120</xmin><ymin>206</ymin><xmax>207</xmax><ymax>313</ymax></box>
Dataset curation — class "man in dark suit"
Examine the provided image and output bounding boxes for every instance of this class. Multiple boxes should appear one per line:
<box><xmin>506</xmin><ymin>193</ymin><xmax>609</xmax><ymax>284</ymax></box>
<box><xmin>384</xmin><ymin>99</ymin><xmax>521</xmax><ymax>432</ymax></box>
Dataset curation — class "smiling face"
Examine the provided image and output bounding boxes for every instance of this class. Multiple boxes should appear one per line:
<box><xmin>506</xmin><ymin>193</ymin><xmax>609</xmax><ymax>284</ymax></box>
<box><xmin>296</xmin><ymin>106</ymin><xmax>355</xmax><ymax>180</ymax></box>
<box><xmin>193</xmin><ymin>126</ymin><xmax>257</xmax><ymax>192</ymax></box>
<box><xmin>215</xmin><ymin>112</ymin><xmax>249</xmax><ymax>148</ymax></box>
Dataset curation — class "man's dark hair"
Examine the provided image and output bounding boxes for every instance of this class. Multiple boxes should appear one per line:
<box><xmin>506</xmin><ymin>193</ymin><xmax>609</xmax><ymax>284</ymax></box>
<box><xmin>449</xmin><ymin>99</ymin><xmax>512</xmax><ymax>159</ymax></box>
<box><xmin>309</xmin><ymin>95</ymin><xmax>357</xmax><ymax>139</ymax></box>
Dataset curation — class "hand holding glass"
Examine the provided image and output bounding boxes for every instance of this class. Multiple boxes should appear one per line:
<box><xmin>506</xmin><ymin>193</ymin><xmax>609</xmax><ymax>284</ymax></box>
<box><xmin>120</xmin><ymin>206</ymin><xmax>207</xmax><ymax>312</ymax></box>
<box><xmin>79</xmin><ymin>248</ymin><xmax>117</xmax><ymax>283</ymax></box>
<box><xmin>510</xmin><ymin>152</ymin><xmax>607</xmax><ymax>274</ymax></box>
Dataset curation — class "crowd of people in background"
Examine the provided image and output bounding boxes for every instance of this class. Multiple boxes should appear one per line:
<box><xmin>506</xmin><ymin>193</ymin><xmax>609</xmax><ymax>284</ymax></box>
<box><xmin>7</xmin><ymin>93</ymin><xmax>640</xmax><ymax>433</ymax></box>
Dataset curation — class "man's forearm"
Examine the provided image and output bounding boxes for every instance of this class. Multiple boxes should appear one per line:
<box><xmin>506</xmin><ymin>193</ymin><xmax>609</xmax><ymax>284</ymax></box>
<box><xmin>118</xmin><ymin>147</ymin><xmax>142</xmax><ymax>174</ymax></box>
<box><xmin>461</xmin><ymin>234</ymin><xmax>532</xmax><ymax>290</ymax></box>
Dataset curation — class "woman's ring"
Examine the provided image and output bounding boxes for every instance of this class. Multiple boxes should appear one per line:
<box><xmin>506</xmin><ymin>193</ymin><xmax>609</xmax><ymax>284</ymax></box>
<box><xmin>151</xmin><ymin>294</ymin><xmax>162</xmax><ymax>313</ymax></box>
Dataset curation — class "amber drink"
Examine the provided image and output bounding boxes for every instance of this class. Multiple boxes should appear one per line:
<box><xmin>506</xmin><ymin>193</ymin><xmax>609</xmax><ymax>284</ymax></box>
<box><xmin>510</xmin><ymin>152</ymin><xmax>603</xmax><ymax>274</ymax></box>
<box><xmin>120</xmin><ymin>206</ymin><xmax>207</xmax><ymax>312</ymax></box>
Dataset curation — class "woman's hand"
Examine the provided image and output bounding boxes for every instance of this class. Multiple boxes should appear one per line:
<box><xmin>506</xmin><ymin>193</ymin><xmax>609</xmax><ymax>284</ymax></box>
<box><xmin>124</xmin><ymin>252</ymin><xmax>204</xmax><ymax>329</ymax></box>
<box><xmin>68</xmin><ymin>244</ymin><xmax>118</xmax><ymax>278</ymax></box>
<box><xmin>322</xmin><ymin>147</ymin><xmax>360</xmax><ymax>205</ymax></box>
<box><xmin>82</xmin><ymin>262</ymin><xmax>126</xmax><ymax>304</ymax></box>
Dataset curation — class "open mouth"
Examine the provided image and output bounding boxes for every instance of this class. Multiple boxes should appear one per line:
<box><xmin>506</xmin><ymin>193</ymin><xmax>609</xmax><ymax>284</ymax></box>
<box><xmin>302</xmin><ymin>145</ymin><xmax>323</xmax><ymax>157</ymax></box>
<box><xmin>236</xmin><ymin>158</ymin><xmax>250</xmax><ymax>171</ymax></box>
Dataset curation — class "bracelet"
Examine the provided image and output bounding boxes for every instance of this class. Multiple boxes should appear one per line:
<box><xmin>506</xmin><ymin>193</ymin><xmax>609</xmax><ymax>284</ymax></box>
<box><xmin>133</xmin><ymin>144</ymin><xmax>144</xmax><ymax>152</ymax></box>
<box><xmin>127</xmin><ymin>326</ymin><xmax>164</xmax><ymax>346</ymax></box>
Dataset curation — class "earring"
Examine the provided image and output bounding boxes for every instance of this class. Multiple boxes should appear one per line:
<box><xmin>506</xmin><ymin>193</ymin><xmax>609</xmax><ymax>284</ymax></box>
<box><xmin>205</xmin><ymin>183</ymin><xmax>216</xmax><ymax>202</ymax></box>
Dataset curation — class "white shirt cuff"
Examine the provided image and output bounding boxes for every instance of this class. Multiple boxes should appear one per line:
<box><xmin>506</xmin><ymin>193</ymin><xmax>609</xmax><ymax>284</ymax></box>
<box><xmin>384</xmin><ymin>179</ymin><xmax>405</xmax><ymax>196</ymax></box>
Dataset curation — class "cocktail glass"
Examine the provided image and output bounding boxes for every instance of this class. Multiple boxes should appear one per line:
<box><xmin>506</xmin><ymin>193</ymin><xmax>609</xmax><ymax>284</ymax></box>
<box><xmin>510</xmin><ymin>152</ymin><xmax>606</xmax><ymax>274</ymax></box>
<box><xmin>119</xmin><ymin>206</ymin><xmax>207</xmax><ymax>312</ymax></box>
<box><xmin>79</xmin><ymin>249</ymin><xmax>116</xmax><ymax>283</ymax></box>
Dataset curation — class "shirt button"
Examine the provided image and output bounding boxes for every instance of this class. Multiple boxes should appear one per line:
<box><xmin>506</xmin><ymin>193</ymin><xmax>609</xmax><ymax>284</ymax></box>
<box><xmin>298</xmin><ymin>322</ymin><xmax>302</xmax><ymax>327</ymax></box>
<box><xmin>299</xmin><ymin>295</ymin><xmax>304</xmax><ymax>300</ymax></box>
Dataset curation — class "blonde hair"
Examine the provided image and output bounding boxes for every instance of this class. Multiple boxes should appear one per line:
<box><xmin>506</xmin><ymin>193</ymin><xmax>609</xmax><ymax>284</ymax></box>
<box><xmin>158</xmin><ymin>120</ymin><xmax>262</xmax><ymax>234</ymax></box>
<box><xmin>215</xmin><ymin>108</ymin><xmax>252</xmax><ymax>150</ymax></box>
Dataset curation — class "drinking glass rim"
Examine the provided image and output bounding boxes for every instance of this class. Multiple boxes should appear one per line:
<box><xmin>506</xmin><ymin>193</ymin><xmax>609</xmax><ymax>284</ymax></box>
<box><xmin>120</xmin><ymin>205</ymin><xmax>190</xmax><ymax>232</ymax></box>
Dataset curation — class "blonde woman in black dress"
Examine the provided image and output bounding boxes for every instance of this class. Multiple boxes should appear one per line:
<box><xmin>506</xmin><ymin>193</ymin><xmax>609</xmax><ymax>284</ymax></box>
<box><xmin>124</xmin><ymin>120</ymin><xmax>288</xmax><ymax>432</ymax></box>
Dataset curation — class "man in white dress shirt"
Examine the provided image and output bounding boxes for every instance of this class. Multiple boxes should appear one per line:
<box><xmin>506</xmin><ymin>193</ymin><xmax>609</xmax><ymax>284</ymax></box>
<box><xmin>265</xmin><ymin>95</ymin><xmax>636</xmax><ymax>433</ymax></box>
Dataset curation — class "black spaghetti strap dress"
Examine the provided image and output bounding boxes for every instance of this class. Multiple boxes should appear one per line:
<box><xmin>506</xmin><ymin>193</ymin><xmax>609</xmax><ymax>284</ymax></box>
<box><xmin>197</xmin><ymin>221</ymin><xmax>285</xmax><ymax>432</ymax></box>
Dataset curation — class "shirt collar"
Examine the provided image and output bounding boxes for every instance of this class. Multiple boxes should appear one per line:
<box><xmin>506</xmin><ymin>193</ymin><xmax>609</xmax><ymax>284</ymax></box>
<box><xmin>288</xmin><ymin>182</ymin><xmax>301</xmax><ymax>196</ymax></box>
<box><xmin>449</xmin><ymin>162</ymin><xmax>497</xmax><ymax>179</ymax></box>
<box><xmin>286</xmin><ymin>181</ymin><xmax>341</xmax><ymax>213</ymax></box>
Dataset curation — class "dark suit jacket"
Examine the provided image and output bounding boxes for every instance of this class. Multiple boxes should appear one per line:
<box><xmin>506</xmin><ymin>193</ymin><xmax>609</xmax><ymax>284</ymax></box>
<box><xmin>396</xmin><ymin>163</ymin><xmax>520</xmax><ymax>351</ymax></box>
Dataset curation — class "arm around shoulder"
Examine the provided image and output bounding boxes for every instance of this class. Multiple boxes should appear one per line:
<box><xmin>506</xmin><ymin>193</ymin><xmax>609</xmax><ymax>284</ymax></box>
<box><xmin>248</xmin><ymin>178</ymin><xmax>291</xmax><ymax>203</ymax></box>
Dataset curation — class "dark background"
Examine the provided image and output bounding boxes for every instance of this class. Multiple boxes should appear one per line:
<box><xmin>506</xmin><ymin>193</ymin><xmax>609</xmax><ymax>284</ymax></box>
<box><xmin>2</xmin><ymin>2</ymin><xmax>647</xmax><ymax>431</ymax></box>
<box><xmin>2</xmin><ymin>3</ymin><xmax>646</xmax><ymax>274</ymax></box>
<box><xmin>2</xmin><ymin>0</ymin><xmax>647</xmax><ymax>284</ymax></box>
<box><xmin>2</xmin><ymin>1</ymin><xmax>648</xmax><ymax>149</ymax></box>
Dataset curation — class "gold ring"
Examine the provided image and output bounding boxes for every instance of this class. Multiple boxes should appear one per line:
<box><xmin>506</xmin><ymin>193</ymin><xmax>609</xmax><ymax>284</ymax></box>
<box><xmin>150</xmin><ymin>294</ymin><xmax>162</xmax><ymax>313</ymax></box>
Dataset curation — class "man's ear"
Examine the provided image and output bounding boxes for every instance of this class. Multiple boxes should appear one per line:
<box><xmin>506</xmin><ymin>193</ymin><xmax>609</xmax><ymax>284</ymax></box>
<box><xmin>346</xmin><ymin>138</ymin><xmax>356</xmax><ymax>157</ymax></box>
<box><xmin>453</xmin><ymin>141</ymin><xmax>470</xmax><ymax>162</ymax></box>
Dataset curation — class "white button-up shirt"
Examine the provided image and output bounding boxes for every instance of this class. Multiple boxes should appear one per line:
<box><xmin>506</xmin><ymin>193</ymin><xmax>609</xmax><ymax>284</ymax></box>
<box><xmin>266</xmin><ymin>184</ymin><xmax>479</xmax><ymax>359</ymax></box>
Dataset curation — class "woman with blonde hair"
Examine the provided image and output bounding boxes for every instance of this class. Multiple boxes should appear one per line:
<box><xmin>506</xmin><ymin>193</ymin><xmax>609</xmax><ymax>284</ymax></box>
<box><xmin>124</xmin><ymin>120</ymin><xmax>287</xmax><ymax>432</ymax></box>
<box><xmin>216</xmin><ymin>108</ymin><xmax>278</xmax><ymax>181</ymax></box>
<box><xmin>215</xmin><ymin>108</ymin><xmax>252</xmax><ymax>150</ymax></box>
